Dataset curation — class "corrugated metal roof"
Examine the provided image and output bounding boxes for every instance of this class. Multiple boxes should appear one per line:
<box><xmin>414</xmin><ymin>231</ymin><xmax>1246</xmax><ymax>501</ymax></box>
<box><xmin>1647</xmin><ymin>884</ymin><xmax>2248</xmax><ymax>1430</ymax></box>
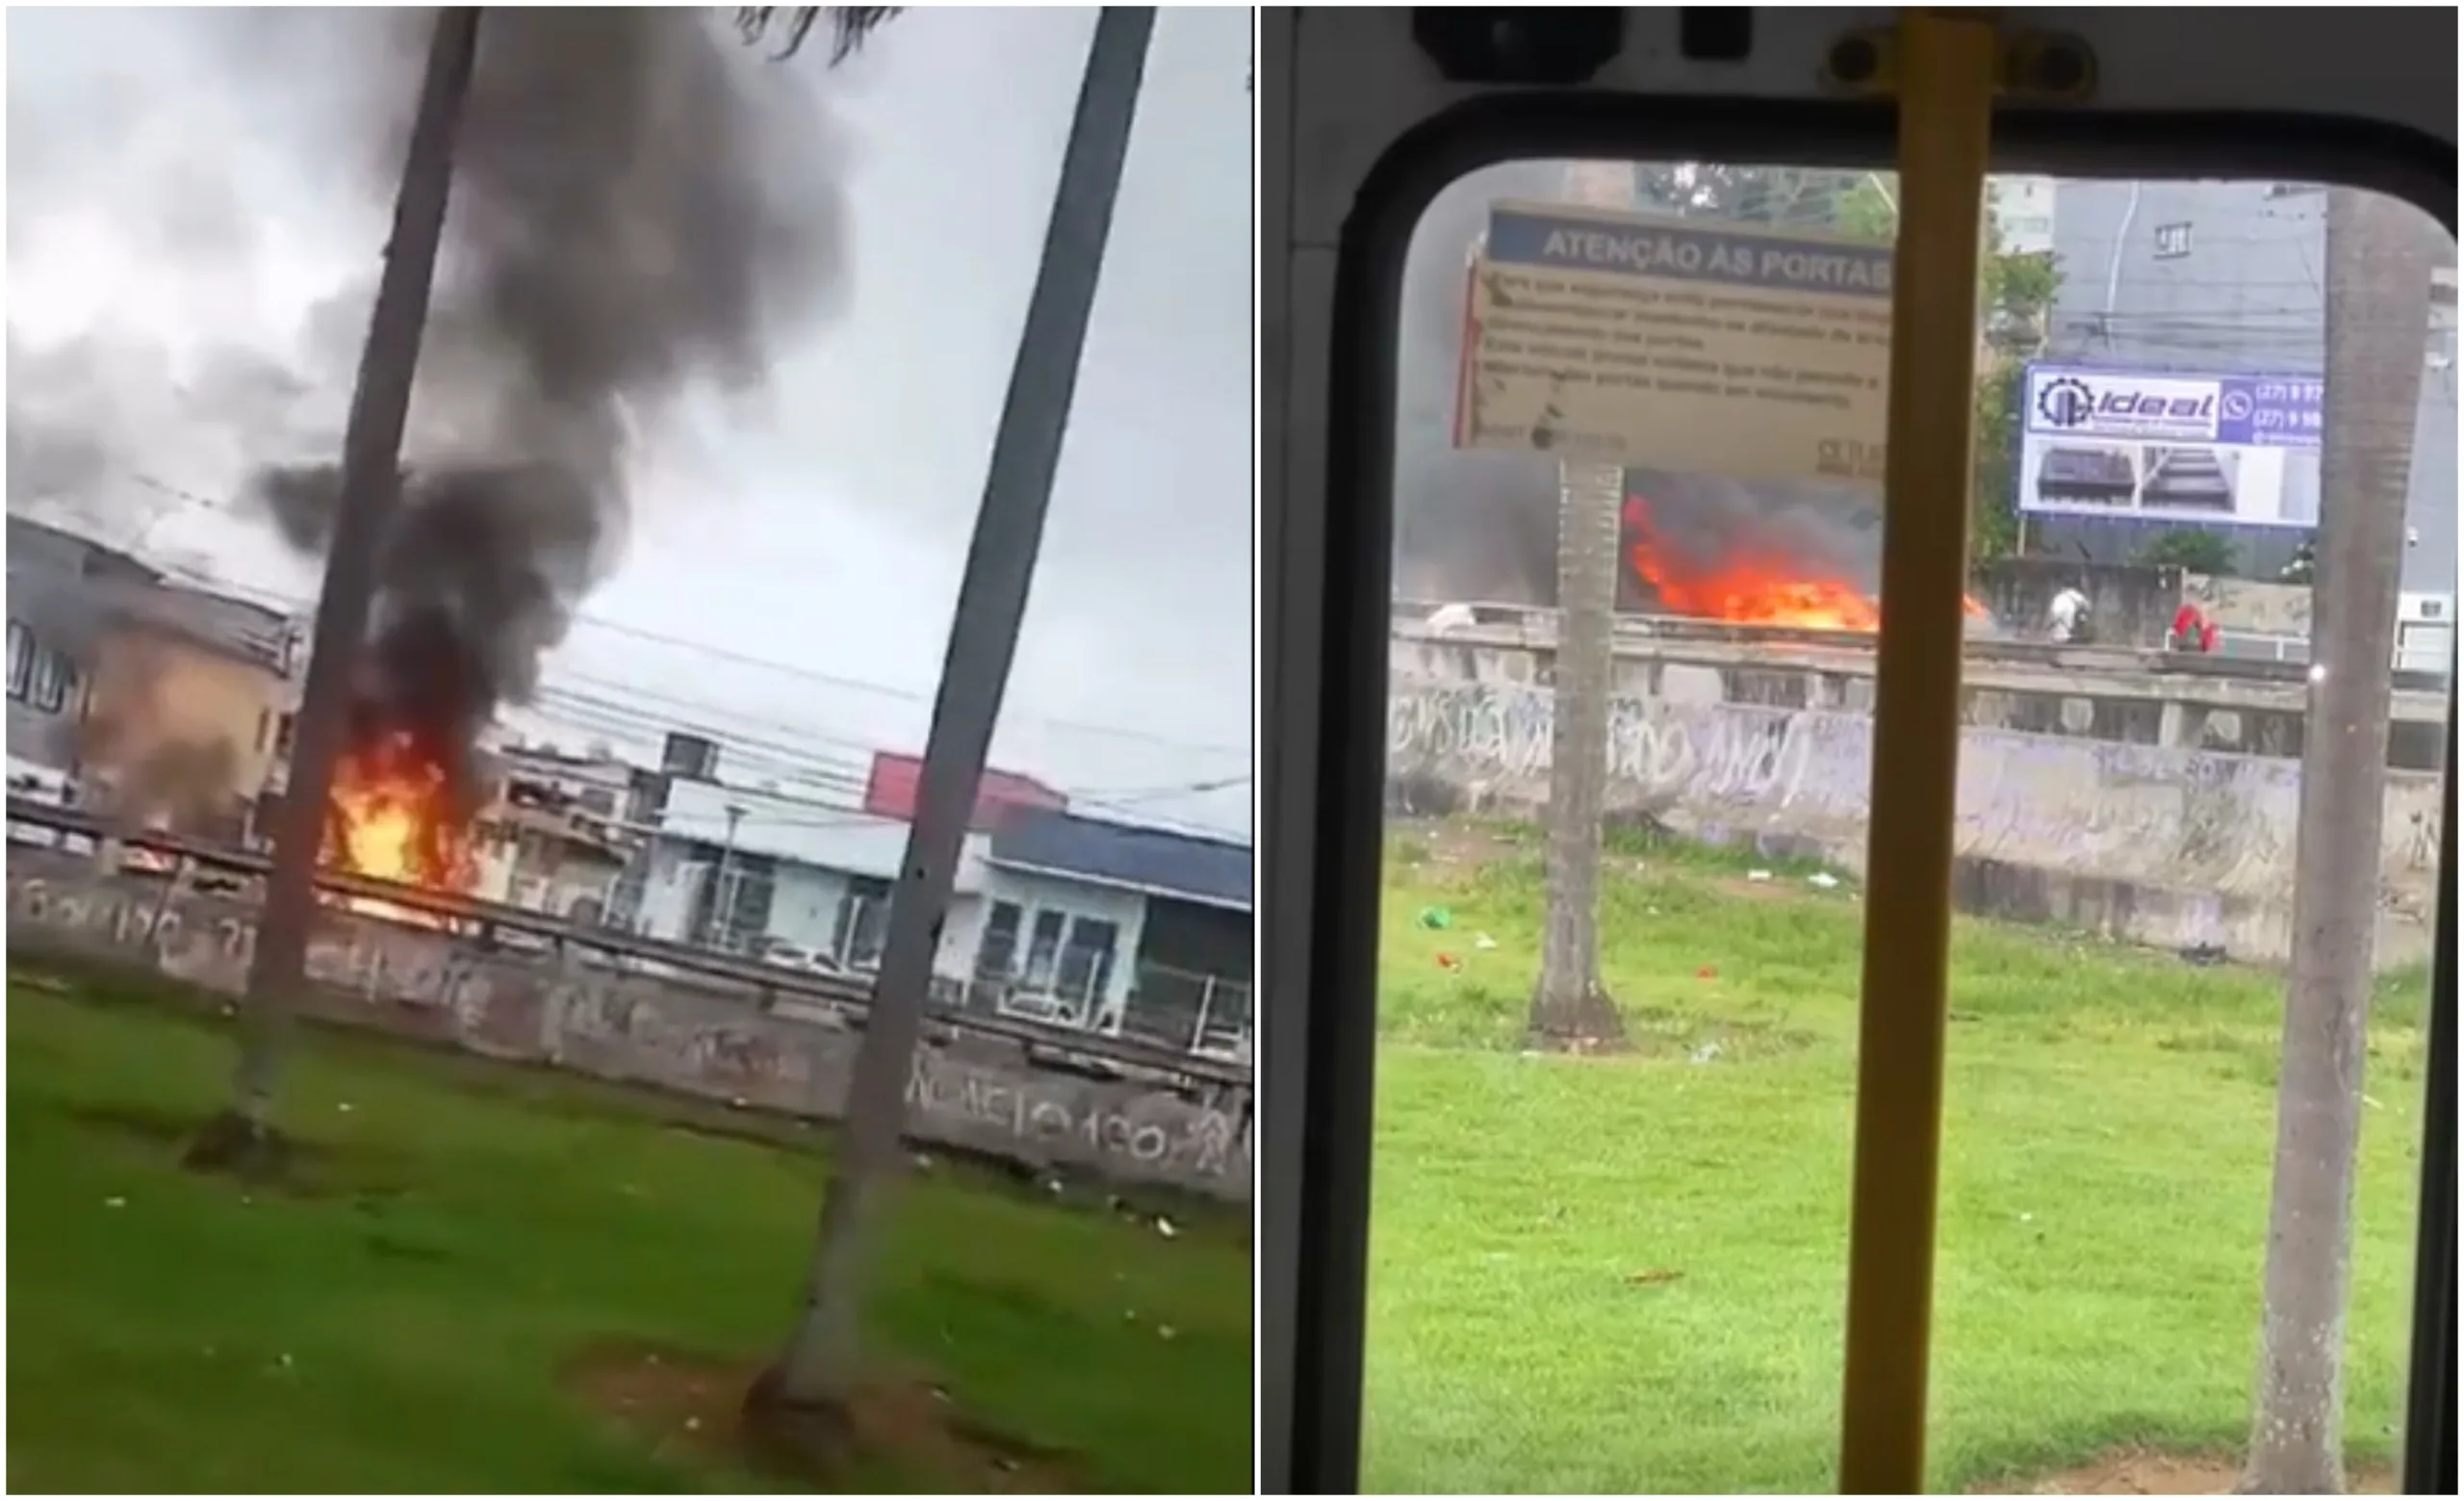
<box><xmin>988</xmin><ymin>808</ymin><xmax>1251</xmax><ymax>912</ymax></box>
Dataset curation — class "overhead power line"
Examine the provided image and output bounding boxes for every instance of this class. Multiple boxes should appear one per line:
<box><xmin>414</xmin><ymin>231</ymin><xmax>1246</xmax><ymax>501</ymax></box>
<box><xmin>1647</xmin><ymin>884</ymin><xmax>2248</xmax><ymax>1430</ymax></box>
<box><xmin>126</xmin><ymin>532</ymin><xmax>1248</xmax><ymax>758</ymax></box>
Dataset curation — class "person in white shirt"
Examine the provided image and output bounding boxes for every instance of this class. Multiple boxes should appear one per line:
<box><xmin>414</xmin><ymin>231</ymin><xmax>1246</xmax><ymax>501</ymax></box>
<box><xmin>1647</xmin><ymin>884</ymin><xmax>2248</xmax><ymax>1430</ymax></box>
<box><xmin>2048</xmin><ymin>585</ymin><xmax>2092</xmax><ymax>645</ymax></box>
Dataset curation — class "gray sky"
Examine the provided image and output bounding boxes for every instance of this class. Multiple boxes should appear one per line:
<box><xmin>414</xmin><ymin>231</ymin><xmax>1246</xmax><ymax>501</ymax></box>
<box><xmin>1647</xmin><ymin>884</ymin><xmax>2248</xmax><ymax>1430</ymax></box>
<box><xmin>6</xmin><ymin>6</ymin><xmax>1255</xmax><ymax>840</ymax></box>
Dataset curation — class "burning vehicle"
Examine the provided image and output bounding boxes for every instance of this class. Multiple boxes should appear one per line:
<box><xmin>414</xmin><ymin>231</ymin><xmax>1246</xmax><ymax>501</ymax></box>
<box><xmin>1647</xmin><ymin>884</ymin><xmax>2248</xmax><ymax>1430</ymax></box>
<box><xmin>1615</xmin><ymin>473</ymin><xmax>1990</xmax><ymax>633</ymax></box>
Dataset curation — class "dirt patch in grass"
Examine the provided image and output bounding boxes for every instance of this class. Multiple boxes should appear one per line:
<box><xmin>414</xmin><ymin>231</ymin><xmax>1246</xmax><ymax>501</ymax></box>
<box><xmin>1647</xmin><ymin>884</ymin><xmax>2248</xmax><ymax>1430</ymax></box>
<box><xmin>563</xmin><ymin>1338</ymin><xmax>1084</xmax><ymax>1493</ymax></box>
<box><xmin>1970</xmin><ymin>1447</ymin><xmax>2397</xmax><ymax>1495</ymax></box>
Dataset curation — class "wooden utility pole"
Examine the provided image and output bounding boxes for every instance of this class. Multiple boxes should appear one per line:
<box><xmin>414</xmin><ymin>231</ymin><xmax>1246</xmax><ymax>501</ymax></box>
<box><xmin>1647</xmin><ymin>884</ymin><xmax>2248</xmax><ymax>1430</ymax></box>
<box><xmin>2243</xmin><ymin>187</ymin><xmax>2439</xmax><ymax>1494</ymax></box>
<box><xmin>1524</xmin><ymin>159</ymin><xmax>1631</xmax><ymax>1052</ymax></box>
<box><xmin>752</xmin><ymin>5</ymin><xmax>1154</xmax><ymax>1432</ymax></box>
<box><xmin>188</xmin><ymin>9</ymin><xmax>481</xmax><ymax>1170</ymax></box>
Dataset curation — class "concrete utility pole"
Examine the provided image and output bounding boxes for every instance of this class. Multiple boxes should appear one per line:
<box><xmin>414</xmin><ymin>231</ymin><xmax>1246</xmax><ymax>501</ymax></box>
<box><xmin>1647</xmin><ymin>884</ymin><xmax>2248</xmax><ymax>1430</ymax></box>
<box><xmin>191</xmin><ymin>8</ymin><xmax>481</xmax><ymax>1168</ymax></box>
<box><xmin>2243</xmin><ymin>187</ymin><xmax>2439</xmax><ymax>1495</ymax></box>
<box><xmin>756</xmin><ymin>5</ymin><xmax>1155</xmax><ymax>1418</ymax></box>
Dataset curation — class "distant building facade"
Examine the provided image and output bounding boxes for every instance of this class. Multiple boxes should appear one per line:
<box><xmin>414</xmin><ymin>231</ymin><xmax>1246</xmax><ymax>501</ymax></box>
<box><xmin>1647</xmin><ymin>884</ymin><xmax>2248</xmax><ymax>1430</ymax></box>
<box><xmin>2040</xmin><ymin>180</ymin><xmax>2457</xmax><ymax>594</ymax></box>
<box><xmin>975</xmin><ymin>807</ymin><xmax>1252</xmax><ymax>1061</ymax></box>
<box><xmin>466</xmin><ymin>741</ymin><xmax>640</xmax><ymax>922</ymax></box>
<box><xmin>1989</xmin><ymin>174</ymin><xmax>2057</xmax><ymax>256</ymax></box>
<box><xmin>606</xmin><ymin>736</ymin><xmax>1252</xmax><ymax>1061</ymax></box>
<box><xmin>6</xmin><ymin>516</ymin><xmax>301</xmax><ymax>838</ymax></box>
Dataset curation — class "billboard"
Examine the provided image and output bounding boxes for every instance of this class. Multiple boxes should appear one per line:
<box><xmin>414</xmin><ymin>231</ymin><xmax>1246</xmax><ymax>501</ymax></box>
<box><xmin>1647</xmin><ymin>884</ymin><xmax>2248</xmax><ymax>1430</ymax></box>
<box><xmin>1453</xmin><ymin>201</ymin><xmax>1895</xmax><ymax>485</ymax></box>
<box><xmin>2016</xmin><ymin>363</ymin><xmax>2323</xmax><ymax>530</ymax></box>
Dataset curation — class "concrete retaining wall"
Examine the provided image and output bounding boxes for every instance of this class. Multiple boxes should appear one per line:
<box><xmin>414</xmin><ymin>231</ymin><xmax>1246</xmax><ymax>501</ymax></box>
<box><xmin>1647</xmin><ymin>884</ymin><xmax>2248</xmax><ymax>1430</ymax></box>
<box><xmin>1387</xmin><ymin>675</ymin><xmax>2444</xmax><ymax>969</ymax></box>
<box><xmin>1388</xmin><ymin>625</ymin><xmax>2450</xmax><ymax>772</ymax></box>
<box><xmin>5</xmin><ymin>851</ymin><xmax>1251</xmax><ymax>1201</ymax></box>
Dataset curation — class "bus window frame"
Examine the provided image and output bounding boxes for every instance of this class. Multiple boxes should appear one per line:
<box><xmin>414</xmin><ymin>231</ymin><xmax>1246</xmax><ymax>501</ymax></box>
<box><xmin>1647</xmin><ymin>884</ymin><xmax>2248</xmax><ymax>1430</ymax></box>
<box><xmin>1261</xmin><ymin>73</ymin><xmax>2459</xmax><ymax>1498</ymax></box>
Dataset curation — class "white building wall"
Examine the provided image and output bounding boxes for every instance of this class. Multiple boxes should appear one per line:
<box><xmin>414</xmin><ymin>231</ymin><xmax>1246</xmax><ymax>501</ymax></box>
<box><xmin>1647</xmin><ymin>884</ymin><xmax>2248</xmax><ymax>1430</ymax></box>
<box><xmin>937</xmin><ymin>890</ymin><xmax>989</xmax><ymax>978</ymax></box>
<box><xmin>628</xmin><ymin>836</ymin><xmax>989</xmax><ymax>987</ymax></box>
<box><xmin>631</xmin><ymin>841</ymin><xmax>706</xmax><ymax>942</ymax></box>
<box><xmin>763</xmin><ymin>861</ymin><xmax>851</xmax><ymax>955</ymax></box>
<box><xmin>1989</xmin><ymin>174</ymin><xmax>2057</xmax><ymax>256</ymax></box>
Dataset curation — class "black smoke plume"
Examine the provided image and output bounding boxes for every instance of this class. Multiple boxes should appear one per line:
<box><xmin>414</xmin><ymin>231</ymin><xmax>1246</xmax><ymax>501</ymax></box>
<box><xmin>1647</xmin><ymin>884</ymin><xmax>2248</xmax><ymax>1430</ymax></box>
<box><xmin>249</xmin><ymin>8</ymin><xmax>845</xmax><ymax>796</ymax></box>
<box><xmin>1395</xmin><ymin>163</ymin><xmax>1886</xmax><ymax>611</ymax></box>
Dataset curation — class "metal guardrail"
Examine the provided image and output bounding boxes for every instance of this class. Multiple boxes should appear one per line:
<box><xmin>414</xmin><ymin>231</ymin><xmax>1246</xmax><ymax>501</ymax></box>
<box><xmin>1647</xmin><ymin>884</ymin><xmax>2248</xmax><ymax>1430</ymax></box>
<box><xmin>4</xmin><ymin>796</ymin><xmax>1253</xmax><ymax>1089</ymax></box>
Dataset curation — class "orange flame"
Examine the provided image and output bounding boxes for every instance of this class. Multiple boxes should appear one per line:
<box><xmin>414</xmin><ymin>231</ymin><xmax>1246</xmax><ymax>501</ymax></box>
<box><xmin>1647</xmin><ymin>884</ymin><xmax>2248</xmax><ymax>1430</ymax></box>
<box><xmin>324</xmin><ymin>729</ymin><xmax>475</xmax><ymax>904</ymax></box>
<box><xmin>1623</xmin><ymin>496</ymin><xmax>1989</xmax><ymax>632</ymax></box>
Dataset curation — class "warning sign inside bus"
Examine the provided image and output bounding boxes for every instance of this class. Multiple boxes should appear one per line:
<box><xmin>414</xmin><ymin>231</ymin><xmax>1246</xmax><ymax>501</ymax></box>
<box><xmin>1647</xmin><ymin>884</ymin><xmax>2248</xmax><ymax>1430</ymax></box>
<box><xmin>1452</xmin><ymin>202</ymin><xmax>1895</xmax><ymax>485</ymax></box>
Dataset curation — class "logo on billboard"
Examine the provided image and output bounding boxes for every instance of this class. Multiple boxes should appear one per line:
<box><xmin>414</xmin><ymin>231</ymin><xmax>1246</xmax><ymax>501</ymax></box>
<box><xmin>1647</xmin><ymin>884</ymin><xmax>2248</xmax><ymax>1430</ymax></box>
<box><xmin>2029</xmin><ymin>369</ymin><xmax>2220</xmax><ymax>439</ymax></box>
<box><xmin>2035</xmin><ymin>375</ymin><xmax>2094</xmax><ymax>428</ymax></box>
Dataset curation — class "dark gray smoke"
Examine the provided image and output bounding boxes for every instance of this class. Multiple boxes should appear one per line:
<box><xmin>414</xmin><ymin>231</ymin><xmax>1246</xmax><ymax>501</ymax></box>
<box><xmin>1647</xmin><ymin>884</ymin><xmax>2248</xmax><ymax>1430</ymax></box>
<box><xmin>1395</xmin><ymin>163</ymin><xmax>1885</xmax><ymax>610</ymax></box>
<box><xmin>250</xmin><ymin>8</ymin><xmax>844</xmax><ymax>795</ymax></box>
<box><xmin>1395</xmin><ymin>163</ymin><xmax>1567</xmax><ymax>605</ymax></box>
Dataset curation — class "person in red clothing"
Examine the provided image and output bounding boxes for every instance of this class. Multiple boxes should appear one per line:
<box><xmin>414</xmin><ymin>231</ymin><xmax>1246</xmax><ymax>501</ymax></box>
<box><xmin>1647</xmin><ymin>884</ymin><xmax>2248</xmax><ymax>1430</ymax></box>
<box><xmin>2170</xmin><ymin>601</ymin><xmax>2219</xmax><ymax>654</ymax></box>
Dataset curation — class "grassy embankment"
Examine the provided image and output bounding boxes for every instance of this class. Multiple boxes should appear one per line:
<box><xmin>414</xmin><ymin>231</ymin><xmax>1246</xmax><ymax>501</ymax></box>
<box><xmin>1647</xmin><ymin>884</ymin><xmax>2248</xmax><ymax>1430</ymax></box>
<box><xmin>1365</xmin><ymin>820</ymin><xmax>2426</xmax><ymax>1494</ymax></box>
<box><xmin>7</xmin><ymin>963</ymin><xmax>1252</xmax><ymax>1493</ymax></box>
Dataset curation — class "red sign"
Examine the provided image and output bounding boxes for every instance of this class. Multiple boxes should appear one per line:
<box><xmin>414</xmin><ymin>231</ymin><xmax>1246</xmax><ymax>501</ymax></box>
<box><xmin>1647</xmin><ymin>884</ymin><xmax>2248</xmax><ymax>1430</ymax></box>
<box><xmin>861</xmin><ymin>752</ymin><xmax>1065</xmax><ymax>832</ymax></box>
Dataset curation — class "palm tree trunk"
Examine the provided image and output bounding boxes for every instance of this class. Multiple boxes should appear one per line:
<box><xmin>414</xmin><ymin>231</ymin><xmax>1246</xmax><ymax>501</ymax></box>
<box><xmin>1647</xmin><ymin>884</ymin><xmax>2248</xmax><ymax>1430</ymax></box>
<box><xmin>189</xmin><ymin>8</ymin><xmax>480</xmax><ymax>1173</ymax></box>
<box><xmin>1527</xmin><ymin>455</ymin><xmax>1628</xmax><ymax>1048</ymax></box>
<box><xmin>2241</xmin><ymin>187</ymin><xmax>2437</xmax><ymax>1493</ymax></box>
<box><xmin>1526</xmin><ymin>162</ymin><xmax>1631</xmax><ymax>1051</ymax></box>
<box><xmin>753</xmin><ymin>5</ymin><xmax>1155</xmax><ymax>1425</ymax></box>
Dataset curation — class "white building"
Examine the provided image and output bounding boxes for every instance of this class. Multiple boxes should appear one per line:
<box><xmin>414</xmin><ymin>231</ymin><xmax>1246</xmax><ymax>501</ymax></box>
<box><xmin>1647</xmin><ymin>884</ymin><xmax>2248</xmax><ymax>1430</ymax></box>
<box><xmin>1989</xmin><ymin>174</ymin><xmax>2057</xmax><ymax>256</ymax></box>
<box><xmin>609</xmin><ymin>775</ymin><xmax>1254</xmax><ymax>1062</ymax></box>
<box><xmin>615</xmin><ymin>775</ymin><xmax>988</xmax><ymax>977</ymax></box>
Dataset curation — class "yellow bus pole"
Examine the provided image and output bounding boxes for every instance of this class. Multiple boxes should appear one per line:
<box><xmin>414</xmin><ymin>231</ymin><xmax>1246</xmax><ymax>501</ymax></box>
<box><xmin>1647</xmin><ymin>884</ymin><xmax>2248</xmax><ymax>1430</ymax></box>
<box><xmin>1837</xmin><ymin>10</ymin><xmax>1997</xmax><ymax>1494</ymax></box>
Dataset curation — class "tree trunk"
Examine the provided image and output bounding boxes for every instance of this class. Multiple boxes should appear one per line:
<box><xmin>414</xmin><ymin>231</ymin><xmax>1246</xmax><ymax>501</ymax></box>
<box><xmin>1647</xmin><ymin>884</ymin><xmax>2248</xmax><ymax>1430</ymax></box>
<box><xmin>1526</xmin><ymin>164</ymin><xmax>1632</xmax><ymax>1051</ymax></box>
<box><xmin>1527</xmin><ymin>456</ymin><xmax>1628</xmax><ymax>1048</ymax></box>
<box><xmin>188</xmin><ymin>9</ymin><xmax>480</xmax><ymax>1175</ymax></box>
<box><xmin>2241</xmin><ymin>187</ymin><xmax>2437</xmax><ymax>1494</ymax></box>
<box><xmin>750</xmin><ymin>6</ymin><xmax>1154</xmax><ymax>1437</ymax></box>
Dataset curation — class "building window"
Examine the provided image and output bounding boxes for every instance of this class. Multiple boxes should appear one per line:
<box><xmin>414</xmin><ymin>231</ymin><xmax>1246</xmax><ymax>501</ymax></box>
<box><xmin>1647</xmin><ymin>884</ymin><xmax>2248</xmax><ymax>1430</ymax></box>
<box><xmin>833</xmin><ymin>876</ymin><xmax>893</xmax><ymax>970</ymax></box>
<box><xmin>690</xmin><ymin>851</ymin><xmax>776</xmax><ymax>953</ymax></box>
<box><xmin>978</xmin><ymin>901</ymin><xmax>1023</xmax><ymax>978</ymax></box>
<box><xmin>1056</xmin><ymin>918</ymin><xmax>1120</xmax><ymax>1008</ymax></box>
<box><xmin>6</xmin><ymin>621</ymin><xmax>30</xmax><ymax>702</ymax></box>
<box><xmin>720</xmin><ymin>856</ymin><xmax>777</xmax><ymax>952</ymax></box>
<box><xmin>1020</xmin><ymin>909</ymin><xmax>1066</xmax><ymax>990</ymax></box>
<box><xmin>27</xmin><ymin>643</ymin><xmax>74</xmax><ymax>714</ymax></box>
<box><xmin>2153</xmin><ymin>221</ymin><xmax>2193</xmax><ymax>260</ymax></box>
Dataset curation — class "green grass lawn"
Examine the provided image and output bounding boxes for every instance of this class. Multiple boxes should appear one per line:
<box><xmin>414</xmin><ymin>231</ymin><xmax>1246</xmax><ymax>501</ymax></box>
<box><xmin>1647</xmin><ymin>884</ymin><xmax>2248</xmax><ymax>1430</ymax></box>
<box><xmin>1365</xmin><ymin>822</ymin><xmax>2430</xmax><ymax>1495</ymax></box>
<box><xmin>6</xmin><ymin>966</ymin><xmax>1252</xmax><ymax>1494</ymax></box>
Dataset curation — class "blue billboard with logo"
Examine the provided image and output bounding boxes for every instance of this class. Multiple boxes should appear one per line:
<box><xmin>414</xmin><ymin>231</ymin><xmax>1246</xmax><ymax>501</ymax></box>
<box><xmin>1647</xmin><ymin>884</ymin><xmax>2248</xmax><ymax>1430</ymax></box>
<box><xmin>2018</xmin><ymin>363</ymin><xmax>2323</xmax><ymax>530</ymax></box>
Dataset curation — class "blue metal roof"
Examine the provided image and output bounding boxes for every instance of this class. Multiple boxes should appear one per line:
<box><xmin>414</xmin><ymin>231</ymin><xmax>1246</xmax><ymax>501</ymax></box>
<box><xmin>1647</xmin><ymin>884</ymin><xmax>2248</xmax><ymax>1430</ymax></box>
<box><xmin>988</xmin><ymin>808</ymin><xmax>1251</xmax><ymax>912</ymax></box>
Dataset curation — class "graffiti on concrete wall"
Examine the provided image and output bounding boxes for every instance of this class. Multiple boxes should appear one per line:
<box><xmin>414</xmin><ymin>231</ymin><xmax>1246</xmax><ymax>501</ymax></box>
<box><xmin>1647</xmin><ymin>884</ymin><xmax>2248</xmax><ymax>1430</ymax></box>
<box><xmin>6</xmin><ymin>854</ymin><xmax>1251</xmax><ymax>1197</ymax></box>
<box><xmin>1386</xmin><ymin>682</ymin><xmax>1861</xmax><ymax>814</ymax></box>
<box><xmin>10</xmin><ymin>874</ymin><xmax>499</xmax><ymax>1022</ymax></box>
<box><xmin>905</xmin><ymin>1049</ymin><xmax>1249</xmax><ymax>1179</ymax></box>
<box><xmin>1385</xmin><ymin>667</ymin><xmax>2445</xmax><ymax>966</ymax></box>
